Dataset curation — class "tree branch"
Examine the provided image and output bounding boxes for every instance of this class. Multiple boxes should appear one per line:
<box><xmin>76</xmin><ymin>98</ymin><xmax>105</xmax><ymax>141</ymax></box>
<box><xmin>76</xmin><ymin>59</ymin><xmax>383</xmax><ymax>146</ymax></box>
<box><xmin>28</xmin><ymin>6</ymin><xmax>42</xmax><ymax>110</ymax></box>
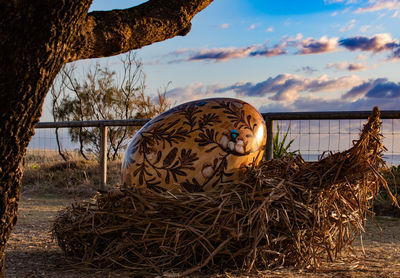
<box><xmin>68</xmin><ymin>0</ymin><xmax>214</xmax><ymax>62</ymax></box>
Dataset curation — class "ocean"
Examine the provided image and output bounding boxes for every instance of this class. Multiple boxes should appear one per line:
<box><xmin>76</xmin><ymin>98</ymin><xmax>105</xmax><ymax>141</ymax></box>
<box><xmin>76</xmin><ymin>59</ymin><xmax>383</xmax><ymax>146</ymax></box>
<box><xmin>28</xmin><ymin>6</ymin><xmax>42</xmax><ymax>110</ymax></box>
<box><xmin>302</xmin><ymin>154</ymin><xmax>400</xmax><ymax>166</ymax></box>
<box><xmin>28</xmin><ymin>128</ymin><xmax>400</xmax><ymax>166</ymax></box>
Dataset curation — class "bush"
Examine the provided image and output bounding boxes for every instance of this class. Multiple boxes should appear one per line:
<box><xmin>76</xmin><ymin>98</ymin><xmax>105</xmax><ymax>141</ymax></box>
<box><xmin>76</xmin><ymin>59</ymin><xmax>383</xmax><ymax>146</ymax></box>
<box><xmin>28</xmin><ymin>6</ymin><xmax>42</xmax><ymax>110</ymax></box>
<box><xmin>50</xmin><ymin>51</ymin><xmax>170</xmax><ymax>161</ymax></box>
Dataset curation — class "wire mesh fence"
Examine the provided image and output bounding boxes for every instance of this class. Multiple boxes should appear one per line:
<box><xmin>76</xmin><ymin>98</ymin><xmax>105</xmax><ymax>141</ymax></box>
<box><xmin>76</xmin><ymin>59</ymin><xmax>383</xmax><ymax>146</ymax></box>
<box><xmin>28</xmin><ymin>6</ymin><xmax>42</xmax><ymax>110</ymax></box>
<box><xmin>25</xmin><ymin>110</ymin><xmax>400</xmax><ymax>190</ymax></box>
<box><xmin>272</xmin><ymin>118</ymin><xmax>400</xmax><ymax>165</ymax></box>
<box><xmin>27</xmin><ymin>128</ymin><xmax>81</xmax><ymax>164</ymax></box>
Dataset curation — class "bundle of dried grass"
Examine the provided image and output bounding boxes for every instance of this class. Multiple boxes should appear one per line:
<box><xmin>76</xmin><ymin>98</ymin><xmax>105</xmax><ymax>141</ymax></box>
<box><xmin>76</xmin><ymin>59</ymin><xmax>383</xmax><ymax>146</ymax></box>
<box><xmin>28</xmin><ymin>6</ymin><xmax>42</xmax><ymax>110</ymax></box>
<box><xmin>53</xmin><ymin>107</ymin><xmax>397</xmax><ymax>276</ymax></box>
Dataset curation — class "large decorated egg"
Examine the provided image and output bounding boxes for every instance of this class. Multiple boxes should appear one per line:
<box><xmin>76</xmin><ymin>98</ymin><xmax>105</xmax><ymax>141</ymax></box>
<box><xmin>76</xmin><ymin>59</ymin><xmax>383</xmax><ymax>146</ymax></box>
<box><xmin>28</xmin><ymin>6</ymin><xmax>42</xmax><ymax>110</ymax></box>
<box><xmin>122</xmin><ymin>98</ymin><xmax>266</xmax><ymax>192</ymax></box>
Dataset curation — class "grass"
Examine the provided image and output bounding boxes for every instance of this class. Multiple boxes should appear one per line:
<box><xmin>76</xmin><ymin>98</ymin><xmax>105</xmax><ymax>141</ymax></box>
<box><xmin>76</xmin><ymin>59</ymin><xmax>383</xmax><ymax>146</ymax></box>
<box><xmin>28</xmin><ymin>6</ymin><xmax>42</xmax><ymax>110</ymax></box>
<box><xmin>23</xmin><ymin>149</ymin><xmax>122</xmax><ymax>197</ymax></box>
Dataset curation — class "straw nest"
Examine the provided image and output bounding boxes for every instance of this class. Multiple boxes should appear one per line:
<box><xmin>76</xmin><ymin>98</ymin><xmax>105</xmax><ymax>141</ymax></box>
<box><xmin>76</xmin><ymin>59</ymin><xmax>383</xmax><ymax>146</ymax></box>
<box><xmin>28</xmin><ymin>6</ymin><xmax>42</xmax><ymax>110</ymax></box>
<box><xmin>53</xmin><ymin>107</ymin><xmax>397</xmax><ymax>276</ymax></box>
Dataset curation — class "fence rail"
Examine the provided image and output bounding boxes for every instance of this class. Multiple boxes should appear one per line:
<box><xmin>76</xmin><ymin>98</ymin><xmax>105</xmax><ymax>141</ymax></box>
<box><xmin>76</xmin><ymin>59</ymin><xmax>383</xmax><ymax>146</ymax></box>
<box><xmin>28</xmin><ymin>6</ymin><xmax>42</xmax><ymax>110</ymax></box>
<box><xmin>36</xmin><ymin>119</ymin><xmax>150</xmax><ymax>128</ymax></box>
<box><xmin>262</xmin><ymin>110</ymin><xmax>400</xmax><ymax>161</ymax></box>
<box><xmin>34</xmin><ymin>110</ymin><xmax>400</xmax><ymax>190</ymax></box>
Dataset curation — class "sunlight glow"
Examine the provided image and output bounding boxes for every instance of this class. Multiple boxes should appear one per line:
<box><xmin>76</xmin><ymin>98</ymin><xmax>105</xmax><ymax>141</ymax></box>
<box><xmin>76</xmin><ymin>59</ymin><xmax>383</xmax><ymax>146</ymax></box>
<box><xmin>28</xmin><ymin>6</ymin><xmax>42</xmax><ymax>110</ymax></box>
<box><xmin>256</xmin><ymin>124</ymin><xmax>265</xmax><ymax>146</ymax></box>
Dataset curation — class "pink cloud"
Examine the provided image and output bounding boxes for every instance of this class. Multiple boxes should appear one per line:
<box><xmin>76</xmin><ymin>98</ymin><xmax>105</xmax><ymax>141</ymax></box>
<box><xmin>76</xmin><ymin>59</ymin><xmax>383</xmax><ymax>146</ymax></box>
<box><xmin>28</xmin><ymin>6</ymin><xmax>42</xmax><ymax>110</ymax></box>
<box><xmin>167</xmin><ymin>33</ymin><xmax>400</xmax><ymax>63</ymax></box>
<box><xmin>187</xmin><ymin>46</ymin><xmax>257</xmax><ymax>62</ymax></box>
<box><xmin>167</xmin><ymin>76</ymin><xmax>400</xmax><ymax>112</ymax></box>
<box><xmin>298</xmin><ymin>36</ymin><xmax>339</xmax><ymax>54</ymax></box>
<box><xmin>326</xmin><ymin>61</ymin><xmax>370</xmax><ymax>71</ymax></box>
<box><xmin>217</xmin><ymin>74</ymin><xmax>362</xmax><ymax>102</ymax></box>
<box><xmin>339</xmin><ymin>33</ymin><xmax>399</xmax><ymax>52</ymax></box>
<box><xmin>355</xmin><ymin>0</ymin><xmax>400</xmax><ymax>13</ymax></box>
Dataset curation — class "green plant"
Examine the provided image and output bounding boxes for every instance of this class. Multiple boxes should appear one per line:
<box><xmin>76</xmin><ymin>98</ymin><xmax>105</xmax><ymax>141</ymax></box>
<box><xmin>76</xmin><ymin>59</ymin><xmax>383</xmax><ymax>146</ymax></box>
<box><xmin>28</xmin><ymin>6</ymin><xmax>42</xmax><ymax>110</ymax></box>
<box><xmin>273</xmin><ymin>122</ymin><xmax>299</xmax><ymax>159</ymax></box>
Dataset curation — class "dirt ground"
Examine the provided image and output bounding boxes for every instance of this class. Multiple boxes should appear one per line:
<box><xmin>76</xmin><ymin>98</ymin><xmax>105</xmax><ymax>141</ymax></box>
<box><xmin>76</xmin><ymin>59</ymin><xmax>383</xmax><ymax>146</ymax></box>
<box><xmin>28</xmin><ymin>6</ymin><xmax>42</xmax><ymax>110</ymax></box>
<box><xmin>5</xmin><ymin>194</ymin><xmax>400</xmax><ymax>278</ymax></box>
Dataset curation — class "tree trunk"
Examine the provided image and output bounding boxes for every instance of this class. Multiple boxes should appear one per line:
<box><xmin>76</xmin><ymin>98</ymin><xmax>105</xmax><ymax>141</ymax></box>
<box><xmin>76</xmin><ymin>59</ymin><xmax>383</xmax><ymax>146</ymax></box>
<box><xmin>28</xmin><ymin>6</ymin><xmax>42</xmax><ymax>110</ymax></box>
<box><xmin>0</xmin><ymin>0</ymin><xmax>213</xmax><ymax>275</ymax></box>
<box><xmin>0</xmin><ymin>1</ymin><xmax>92</xmax><ymax>275</ymax></box>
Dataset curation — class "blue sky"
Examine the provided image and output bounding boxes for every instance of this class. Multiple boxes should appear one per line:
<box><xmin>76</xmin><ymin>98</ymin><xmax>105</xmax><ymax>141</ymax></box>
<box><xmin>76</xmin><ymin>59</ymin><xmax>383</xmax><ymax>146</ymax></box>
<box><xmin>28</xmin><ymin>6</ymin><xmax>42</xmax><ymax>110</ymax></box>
<box><xmin>42</xmin><ymin>0</ymin><xmax>400</xmax><ymax>120</ymax></box>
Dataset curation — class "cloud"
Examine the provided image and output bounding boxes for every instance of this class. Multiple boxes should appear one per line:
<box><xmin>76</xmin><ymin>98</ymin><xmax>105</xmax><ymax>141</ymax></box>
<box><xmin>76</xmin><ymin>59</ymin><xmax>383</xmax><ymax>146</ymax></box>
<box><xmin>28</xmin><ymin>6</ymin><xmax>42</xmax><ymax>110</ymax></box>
<box><xmin>262</xmin><ymin>96</ymin><xmax>346</xmax><ymax>112</ymax></box>
<box><xmin>220</xmin><ymin>23</ymin><xmax>229</xmax><ymax>29</ymax></box>
<box><xmin>175</xmin><ymin>43</ymin><xmax>287</xmax><ymax>63</ymax></box>
<box><xmin>305</xmin><ymin>75</ymin><xmax>362</xmax><ymax>92</ymax></box>
<box><xmin>249</xmin><ymin>44</ymin><xmax>287</xmax><ymax>57</ymax></box>
<box><xmin>339</xmin><ymin>19</ymin><xmax>356</xmax><ymax>32</ymax></box>
<box><xmin>326</xmin><ymin>61</ymin><xmax>348</xmax><ymax>70</ymax></box>
<box><xmin>173</xmin><ymin>48</ymin><xmax>189</xmax><ymax>55</ymax></box>
<box><xmin>249</xmin><ymin>24</ymin><xmax>256</xmax><ymax>30</ymax></box>
<box><xmin>166</xmin><ymin>83</ymin><xmax>224</xmax><ymax>103</ymax></box>
<box><xmin>216</xmin><ymin>74</ymin><xmax>298</xmax><ymax>99</ymax></box>
<box><xmin>347</xmin><ymin>62</ymin><xmax>370</xmax><ymax>71</ymax></box>
<box><xmin>339</xmin><ymin>33</ymin><xmax>399</xmax><ymax>52</ymax></box>
<box><xmin>297</xmin><ymin>66</ymin><xmax>317</xmax><ymax>75</ymax></box>
<box><xmin>167</xmin><ymin>33</ymin><xmax>400</xmax><ymax>63</ymax></box>
<box><xmin>216</xmin><ymin>74</ymin><xmax>362</xmax><ymax>102</ymax></box>
<box><xmin>280</xmin><ymin>33</ymin><xmax>303</xmax><ymax>47</ymax></box>
<box><xmin>298</xmin><ymin>36</ymin><xmax>339</xmax><ymax>54</ymax></box>
<box><xmin>326</xmin><ymin>61</ymin><xmax>370</xmax><ymax>71</ymax></box>
<box><xmin>355</xmin><ymin>0</ymin><xmax>400</xmax><ymax>13</ymax></box>
<box><xmin>390</xmin><ymin>47</ymin><xmax>400</xmax><ymax>59</ymax></box>
<box><xmin>341</xmin><ymin>78</ymin><xmax>400</xmax><ymax>100</ymax></box>
<box><xmin>366</xmin><ymin>80</ymin><xmax>400</xmax><ymax>98</ymax></box>
<box><xmin>167</xmin><ymin>75</ymin><xmax>400</xmax><ymax>113</ymax></box>
<box><xmin>186</xmin><ymin>46</ymin><xmax>257</xmax><ymax>62</ymax></box>
<box><xmin>260</xmin><ymin>95</ymin><xmax>400</xmax><ymax>113</ymax></box>
<box><xmin>266</xmin><ymin>26</ymin><xmax>274</xmax><ymax>32</ymax></box>
<box><xmin>341</xmin><ymin>78</ymin><xmax>387</xmax><ymax>100</ymax></box>
<box><xmin>359</xmin><ymin>25</ymin><xmax>370</xmax><ymax>33</ymax></box>
<box><xmin>356</xmin><ymin>54</ymin><xmax>368</xmax><ymax>60</ymax></box>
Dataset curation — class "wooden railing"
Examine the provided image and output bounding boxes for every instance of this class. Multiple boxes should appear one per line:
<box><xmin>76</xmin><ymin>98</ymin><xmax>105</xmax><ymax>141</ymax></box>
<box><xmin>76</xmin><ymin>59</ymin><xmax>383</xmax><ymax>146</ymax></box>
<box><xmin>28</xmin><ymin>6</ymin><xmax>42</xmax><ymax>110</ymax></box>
<box><xmin>36</xmin><ymin>110</ymin><xmax>400</xmax><ymax>190</ymax></box>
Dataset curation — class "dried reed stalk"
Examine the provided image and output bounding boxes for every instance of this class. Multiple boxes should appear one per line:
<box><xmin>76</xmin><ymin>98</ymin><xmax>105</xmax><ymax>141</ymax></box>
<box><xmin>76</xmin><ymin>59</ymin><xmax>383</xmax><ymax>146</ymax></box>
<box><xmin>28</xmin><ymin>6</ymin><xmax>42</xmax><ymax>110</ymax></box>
<box><xmin>53</xmin><ymin>107</ymin><xmax>394</xmax><ymax>276</ymax></box>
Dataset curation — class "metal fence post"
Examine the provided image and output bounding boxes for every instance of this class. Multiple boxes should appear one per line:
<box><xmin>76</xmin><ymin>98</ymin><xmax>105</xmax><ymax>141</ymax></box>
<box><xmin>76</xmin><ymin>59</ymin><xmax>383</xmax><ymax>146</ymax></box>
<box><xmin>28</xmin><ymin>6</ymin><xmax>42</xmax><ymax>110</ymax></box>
<box><xmin>99</xmin><ymin>124</ymin><xmax>107</xmax><ymax>191</ymax></box>
<box><xmin>265</xmin><ymin>118</ymin><xmax>274</xmax><ymax>160</ymax></box>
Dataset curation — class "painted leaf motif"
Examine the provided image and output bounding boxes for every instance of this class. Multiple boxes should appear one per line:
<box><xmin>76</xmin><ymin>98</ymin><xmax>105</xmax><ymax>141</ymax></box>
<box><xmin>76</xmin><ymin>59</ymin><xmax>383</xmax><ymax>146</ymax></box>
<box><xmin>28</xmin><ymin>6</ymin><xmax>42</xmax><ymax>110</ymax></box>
<box><xmin>206</xmin><ymin>145</ymin><xmax>218</xmax><ymax>153</ymax></box>
<box><xmin>181</xmin><ymin>178</ymin><xmax>204</xmax><ymax>193</ymax></box>
<box><xmin>155</xmin><ymin>151</ymin><xmax>162</xmax><ymax>164</ymax></box>
<box><xmin>138</xmin><ymin>171</ymin><xmax>144</xmax><ymax>185</ymax></box>
<box><xmin>174</xmin><ymin>169</ymin><xmax>187</xmax><ymax>177</ymax></box>
<box><xmin>163</xmin><ymin>147</ymin><xmax>178</xmax><ymax>168</ymax></box>
<box><xmin>122</xmin><ymin>98</ymin><xmax>266</xmax><ymax>192</ymax></box>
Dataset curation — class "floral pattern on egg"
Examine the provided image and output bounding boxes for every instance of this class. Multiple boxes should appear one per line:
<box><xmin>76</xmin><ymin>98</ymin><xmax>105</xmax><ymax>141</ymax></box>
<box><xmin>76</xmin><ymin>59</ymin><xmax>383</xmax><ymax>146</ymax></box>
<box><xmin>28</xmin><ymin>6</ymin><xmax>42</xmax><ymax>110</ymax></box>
<box><xmin>121</xmin><ymin>98</ymin><xmax>266</xmax><ymax>192</ymax></box>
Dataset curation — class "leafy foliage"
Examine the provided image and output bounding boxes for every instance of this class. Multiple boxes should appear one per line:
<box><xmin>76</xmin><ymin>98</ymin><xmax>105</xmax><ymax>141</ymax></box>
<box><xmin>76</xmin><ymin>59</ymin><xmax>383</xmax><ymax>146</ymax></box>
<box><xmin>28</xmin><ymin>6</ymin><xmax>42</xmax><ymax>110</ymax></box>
<box><xmin>273</xmin><ymin>122</ymin><xmax>299</xmax><ymax>159</ymax></box>
<box><xmin>51</xmin><ymin>51</ymin><xmax>170</xmax><ymax>160</ymax></box>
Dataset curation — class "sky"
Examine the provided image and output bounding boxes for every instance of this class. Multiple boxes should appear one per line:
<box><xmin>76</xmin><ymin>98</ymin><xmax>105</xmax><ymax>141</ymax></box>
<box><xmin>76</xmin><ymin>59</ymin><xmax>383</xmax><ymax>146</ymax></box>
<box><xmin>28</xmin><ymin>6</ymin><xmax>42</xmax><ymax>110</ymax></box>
<box><xmin>41</xmin><ymin>0</ymin><xmax>400</xmax><ymax>121</ymax></box>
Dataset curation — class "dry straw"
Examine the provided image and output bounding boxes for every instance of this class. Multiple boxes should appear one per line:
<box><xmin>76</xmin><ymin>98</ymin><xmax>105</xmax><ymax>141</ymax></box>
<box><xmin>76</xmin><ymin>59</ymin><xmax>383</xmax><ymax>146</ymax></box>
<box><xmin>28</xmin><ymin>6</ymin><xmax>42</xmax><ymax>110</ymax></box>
<box><xmin>53</xmin><ymin>107</ymin><xmax>397</xmax><ymax>276</ymax></box>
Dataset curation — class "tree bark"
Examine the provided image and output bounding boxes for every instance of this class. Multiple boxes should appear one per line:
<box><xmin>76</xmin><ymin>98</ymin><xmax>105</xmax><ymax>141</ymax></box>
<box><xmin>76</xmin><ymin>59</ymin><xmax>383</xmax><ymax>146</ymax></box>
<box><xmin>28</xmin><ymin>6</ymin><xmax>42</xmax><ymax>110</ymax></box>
<box><xmin>0</xmin><ymin>2</ymin><xmax>93</xmax><ymax>275</ymax></box>
<box><xmin>0</xmin><ymin>0</ymin><xmax>213</xmax><ymax>276</ymax></box>
<box><xmin>68</xmin><ymin>0</ymin><xmax>214</xmax><ymax>62</ymax></box>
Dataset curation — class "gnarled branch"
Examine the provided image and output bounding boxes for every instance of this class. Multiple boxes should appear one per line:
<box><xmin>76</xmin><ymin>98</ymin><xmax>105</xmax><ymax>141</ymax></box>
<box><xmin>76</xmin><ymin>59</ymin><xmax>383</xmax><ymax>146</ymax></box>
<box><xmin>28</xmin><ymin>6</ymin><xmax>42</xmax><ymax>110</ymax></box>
<box><xmin>68</xmin><ymin>0</ymin><xmax>214</xmax><ymax>62</ymax></box>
